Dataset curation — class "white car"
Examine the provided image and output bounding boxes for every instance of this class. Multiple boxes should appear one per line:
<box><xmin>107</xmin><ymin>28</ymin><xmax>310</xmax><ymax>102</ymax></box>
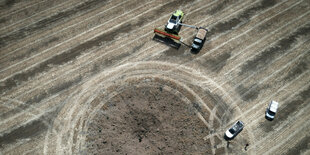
<box><xmin>225</xmin><ymin>121</ymin><xmax>244</xmax><ymax>139</ymax></box>
<box><xmin>265</xmin><ymin>100</ymin><xmax>279</xmax><ymax>120</ymax></box>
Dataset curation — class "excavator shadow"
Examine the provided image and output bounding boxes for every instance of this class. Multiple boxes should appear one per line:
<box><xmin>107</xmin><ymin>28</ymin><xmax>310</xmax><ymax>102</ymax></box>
<box><xmin>153</xmin><ymin>34</ymin><xmax>181</xmax><ymax>49</ymax></box>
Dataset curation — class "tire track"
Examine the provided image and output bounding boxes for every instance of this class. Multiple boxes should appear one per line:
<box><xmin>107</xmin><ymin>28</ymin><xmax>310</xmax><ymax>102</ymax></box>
<box><xmin>249</xmin><ymin>74</ymin><xmax>310</xmax><ymax>126</ymax></box>
<box><xmin>206</xmin><ymin>0</ymin><xmax>277</xmax><ymax>39</ymax></box>
<box><xmin>258</xmin><ymin>84</ymin><xmax>310</xmax><ymax>133</ymax></box>
<box><xmin>210</xmin><ymin>7</ymin><xmax>310</xmax><ymax>91</ymax></box>
<box><xmin>0</xmin><ymin>0</ymin><xmax>125</xmax><ymax>60</ymax></box>
<box><xmin>0</xmin><ymin>76</ymin><xmax>82</xmax><ymax>120</ymax></box>
<box><xmin>0</xmin><ymin>96</ymin><xmax>63</xmax><ymax>134</ymax></box>
<box><xmin>37</xmin><ymin>61</ymin><xmax>246</xmax><ymax>154</ymax></box>
<box><xmin>1</xmin><ymin>0</ymin><xmax>306</xmax><ymax>153</ymax></box>
<box><xmin>233</xmin><ymin>66</ymin><xmax>310</xmax><ymax>129</ymax></box>
<box><xmin>0</xmin><ymin>0</ymin><xmax>211</xmax><ymax>137</ymax></box>
<box><xmin>237</xmin><ymin>48</ymin><xmax>309</xmax><ymax>111</ymax></box>
<box><xmin>43</xmin><ymin>83</ymin><xmax>85</xmax><ymax>154</ymax></box>
<box><xmin>140</xmin><ymin>0</ymin><xmax>300</xmax><ymax>104</ymax></box>
<box><xmin>0</xmin><ymin>0</ymin><xmax>158</xmax><ymax>91</ymax></box>
<box><xmin>0</xmin><ymin>0</ymin><xmax>169</xmax><ymax>78</ymax></box>
<box><xmin>148</xmin><ymin>0</ymin><xmax>294</xmax><ymax>66</ymax></box>
<box><xmin>234</xmin><ymin>28</ymin><xmax>310</xmax><ymax>102</ymax></box>
<box><xmin>11</xmin><ymin>0</ymin><xmax>298</xmax><ymax>100</ymax></box>
<box><xmin>18</xmin><ymin>145</ymin><xmax>41</xmax><ymax>155</ymax></box>
<box><xmin>79</xmin><ymin>77</ymin><xmax>212</xmax><ymax>154</ymax></box>
<box><xmin>224</xmin><ymin>61</ymin><xmax>310</xmax><ymax>130</ymax></box>
<box><xmin>0</xmin><ymin>99</ymin><xmax>58</xmax><ymax>151</ymax></box>
<box><xmin>0</xmin><ymin>0</ymin><xmax>133</xmax><ymax>69</ymax></box>
<box><xmin>0</xmin><ymin>0</ymin><xmax>290</xmax><ymax>134</ymax></box>
<box><xmin>136</xmin><ymin>0</ymin><xmax>259</xmax><ymax>60</ymax></box>
<box><xmin>0</xmin><ymin>0</ymin><xmax>112</xmax><ymax>48</ymax></box>
<box><xmin>221</xmin><ymin>15</ymin><xmax>310</xmax><ymax>79</ymax></box>
<box><xmin>44</xmin><ymin>64</ymin><xmax>215</xmax><ymax>154</ymax></box>
<box><xmin>174</xmin><ymin>0</ymin><xmax>304</xmax><ymax>73</ymax></box>
<box><xmin>0</xmin><ymin>0</ymin><xmax>260</xmax><ymax>138</ymax></box>
<box><xmin>109</xmin><ymin>0</ymin><xmax>259</xmax><ymax>78</ymax></box>
<box><xmin>0</xmin><ymin>0</ymin><xmax>44</xmax><ymax>17</ymax></box>
<box><xmin>0</xmin><ymin>0</ymin><xmax>305</xmax><ymax>154</ymax></box>
<box><xmin>209</xmin><ymin>43</ymin><xmax>307</xmax><ymax>117</ymax></box>
<box><xmin>240</xmin><ymin>42</ymin><xmax>309</xmax><ymax>103</ymax></box>
<box><xmin>246</xmin><ymin>75</ymin><xmax>310</xmax><ymax>134</ymax></box>
<box><xmin>0</xmin><ymin>0</ymin><xmax>209</xmax><ymax>134</ymax></box>
<box><xmin>0</xmin><ymin>79</ymin><xmax>81</xmax><ymax>133</ymax></box>
<box><xmin>206</xmin><ymin>0</ymin><xmax>308</xmax><ymax>75</ymax></box>
<box><xmin>76</xmin><ymin>73</ymin><xmax>225</xmax><ymax>153</ymax></box>
<box><xmin>282</xmin><ymin>134</ymin><xmax>310</xmax><ymax>155</ymax></box>
<box><xmin>238</xmin><ymin>24</ymin><xmax>310</xmax><ymax>77</ymax></box>
<box><xmin>0</xmin><ymin>0</ymin><xmax>242</xmax><ymax>82</ymax></box>
<box><xmin>0</xmin><ymin>0</ymin><xmax>82</xmax><ymax>35</ymax></box>
<box><xmin>217</xmin><ymin>23</ymin><xmax>306</xmax><ymax>101</ymax></box>
<box><xmin>254</xmin><ymin>101</ymin><xmax>310</xmax><ymax>154</ymax></box>
<box><xmin>0</xmin><ymin>0</ymin><xmax>211</xmax><ymax>98</ymax></box>
<box><xmin>130</xmin><ymin>62</ymin><xmax>256</xmax><ymax>152</ymax></box>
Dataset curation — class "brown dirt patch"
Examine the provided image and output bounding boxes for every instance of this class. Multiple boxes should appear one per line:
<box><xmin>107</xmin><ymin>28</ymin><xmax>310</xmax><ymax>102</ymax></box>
<box><xmin>85</xmin><ymin>86</ymin><xmax>211</xmax><ymax>154</ymax></box>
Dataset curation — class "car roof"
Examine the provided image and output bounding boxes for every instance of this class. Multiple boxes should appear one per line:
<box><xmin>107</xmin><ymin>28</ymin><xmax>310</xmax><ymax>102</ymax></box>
<box><xmin>196</xmin><ymin>28</ymin><xmax>207</xmax><ymax>40</ymax></box>
<box><xmin>270</xmin><ymin>101</ymin><xmax>279</xmax><ymax>112</ymax></box>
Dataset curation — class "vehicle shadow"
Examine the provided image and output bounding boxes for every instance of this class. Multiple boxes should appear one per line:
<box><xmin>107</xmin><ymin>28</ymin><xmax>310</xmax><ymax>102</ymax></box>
<box><xmin>152</xmin><ymin>35</ymin><xmax>181</xmax><ymax>49</ymax></box>
<box><xmin>265</xmin><ymin>115</ymin><xmax>274</xmax><ymax>121</ymax></box>
<box><xmin>224</xmin><ymin>134</ymin><xmax>233</xmax><ymax>141</ymax></box>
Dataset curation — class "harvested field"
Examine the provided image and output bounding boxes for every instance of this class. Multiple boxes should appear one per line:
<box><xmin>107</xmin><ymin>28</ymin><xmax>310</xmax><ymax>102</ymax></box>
<box><xmin>0</xmin><ymin>0</ymin><xmax>309</xmax><ymax>154</ymax></box>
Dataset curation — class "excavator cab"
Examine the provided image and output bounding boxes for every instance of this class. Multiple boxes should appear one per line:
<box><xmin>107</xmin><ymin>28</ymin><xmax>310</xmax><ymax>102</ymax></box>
<box><xmin>165</xmin><ymin>10</ymin><xmax>184</xmax><ymax>34</ymax></box>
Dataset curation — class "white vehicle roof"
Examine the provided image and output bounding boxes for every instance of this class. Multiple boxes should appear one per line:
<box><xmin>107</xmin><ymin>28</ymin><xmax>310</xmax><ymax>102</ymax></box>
<box><xmin>166</xmin><ymin>23</ymin><xmax>175</xmax><ymax>30</ymax></box>
<box><xmin>225</xmin><ymin>130</ymin><xmax>233</xmax><ymax>138</ymax></box>
<box><xmin>269</xmin><ymin>101</ymin><xmax>279</xmax><ymax>112</ymax></box>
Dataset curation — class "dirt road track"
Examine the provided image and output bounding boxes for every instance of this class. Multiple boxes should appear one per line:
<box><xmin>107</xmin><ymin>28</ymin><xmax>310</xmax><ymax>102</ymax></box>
<box><xmin>0</xmin><ymin>0</ymin><xmax>309</xmax><ymax>154</ymax></box>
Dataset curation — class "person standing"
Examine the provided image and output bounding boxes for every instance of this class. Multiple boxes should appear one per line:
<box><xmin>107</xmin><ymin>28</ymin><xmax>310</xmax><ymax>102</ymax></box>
<box><xmin>245</xmin><ymin>143</ymin><xmax>249</xmax><ymax>151</ymax></box>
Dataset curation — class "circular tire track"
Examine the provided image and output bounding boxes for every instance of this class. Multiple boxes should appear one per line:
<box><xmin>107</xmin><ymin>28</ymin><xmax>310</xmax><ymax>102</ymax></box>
<box><xmin>44</xmin><ymin>61</ymin><xmax>252</xmax><ymax>154</ymax></box>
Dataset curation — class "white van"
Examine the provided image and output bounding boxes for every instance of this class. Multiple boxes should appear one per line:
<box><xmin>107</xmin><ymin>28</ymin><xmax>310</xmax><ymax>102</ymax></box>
<box><xmin>265</xmin><ymin>101</ymin><xmax>279</xmax><ymax>120</ymax></box>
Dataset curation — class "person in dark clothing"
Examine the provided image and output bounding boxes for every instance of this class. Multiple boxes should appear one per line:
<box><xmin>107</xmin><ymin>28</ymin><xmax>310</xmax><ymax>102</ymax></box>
<box><xmin>245</xmin><ymin>143</ymin><xmax>249</xmax><ymax>151</ymax></box>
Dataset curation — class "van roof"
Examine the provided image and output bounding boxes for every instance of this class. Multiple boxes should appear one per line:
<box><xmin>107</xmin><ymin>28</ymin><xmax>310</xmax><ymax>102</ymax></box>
<box><xmin>270</xmin><ymin>101</ymin><xmax>279</xmax><ymax>112</ymax></box>
<box><xmin>196</xmin><ymin>28</ymin><xmax>207</xmax><ymax>40</ymax></box>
